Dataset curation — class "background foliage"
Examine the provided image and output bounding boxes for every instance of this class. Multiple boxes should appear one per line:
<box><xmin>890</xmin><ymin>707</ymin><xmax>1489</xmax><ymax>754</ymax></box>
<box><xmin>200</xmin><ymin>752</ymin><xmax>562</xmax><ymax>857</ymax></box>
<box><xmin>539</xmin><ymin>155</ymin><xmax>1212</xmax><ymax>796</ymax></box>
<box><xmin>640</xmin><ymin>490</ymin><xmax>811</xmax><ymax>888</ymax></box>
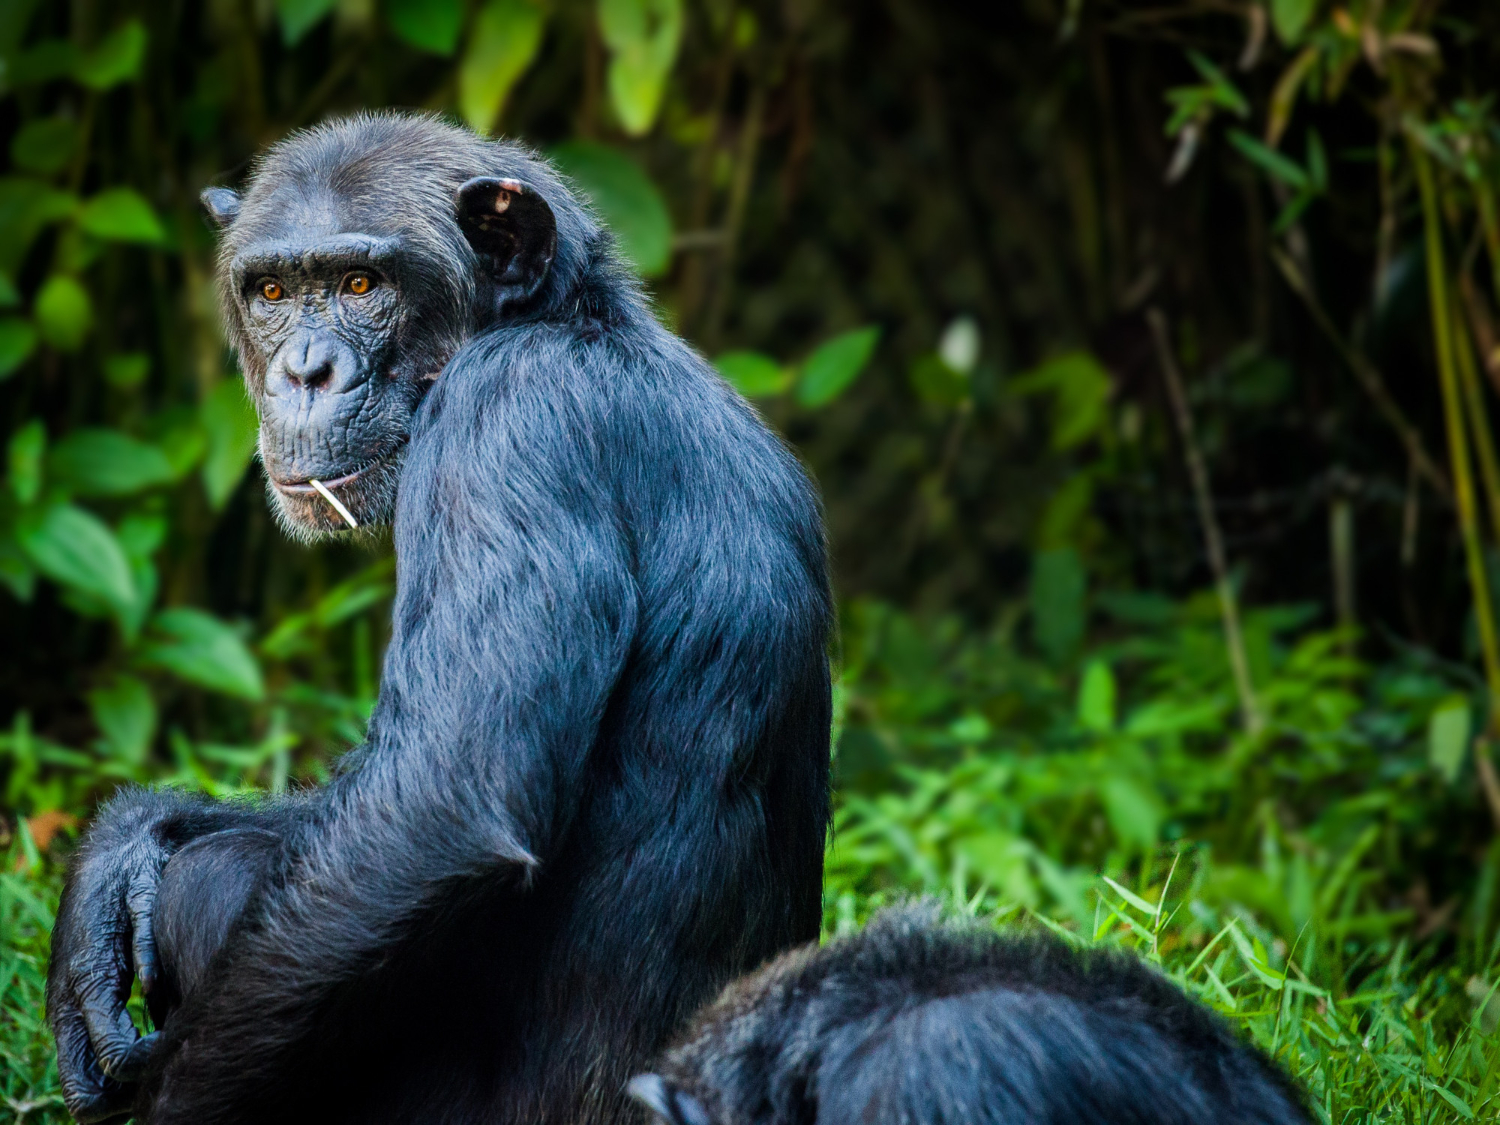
<box><xmin>5</xmin><ymin>0</ymin><xmax>1500</xmax><ymax>1121</ymax></box>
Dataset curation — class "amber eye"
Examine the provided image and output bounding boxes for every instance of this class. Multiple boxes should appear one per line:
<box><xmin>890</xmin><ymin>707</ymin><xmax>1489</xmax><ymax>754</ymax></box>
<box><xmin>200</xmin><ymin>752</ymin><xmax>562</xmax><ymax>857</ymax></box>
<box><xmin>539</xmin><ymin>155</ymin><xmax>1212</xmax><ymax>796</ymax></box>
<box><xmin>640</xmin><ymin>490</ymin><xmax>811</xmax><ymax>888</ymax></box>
<box><xmin>260</xmin><ymin>280</ymin><xmax>284</xmax><ymax>302</ymax></box>
<box><xmin>345</xmin><ymin>273</ymin><xmax>373</xmax><ymax>296</ymax></box>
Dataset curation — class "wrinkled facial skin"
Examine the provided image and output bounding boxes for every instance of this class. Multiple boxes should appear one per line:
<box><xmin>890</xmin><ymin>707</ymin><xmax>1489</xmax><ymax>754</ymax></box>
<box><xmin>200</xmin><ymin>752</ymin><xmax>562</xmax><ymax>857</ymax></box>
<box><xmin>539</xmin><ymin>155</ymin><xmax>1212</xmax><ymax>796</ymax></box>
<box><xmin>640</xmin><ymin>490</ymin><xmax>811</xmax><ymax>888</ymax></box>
<box><xmin>207</xmin><ymin>131</ymin><xmax>559</xmax><ymax>542</ymax></box>
<box><xmin>230</xmin><ymin>233</ymin><xmax>444</xmax><ymax>539</ymax></box>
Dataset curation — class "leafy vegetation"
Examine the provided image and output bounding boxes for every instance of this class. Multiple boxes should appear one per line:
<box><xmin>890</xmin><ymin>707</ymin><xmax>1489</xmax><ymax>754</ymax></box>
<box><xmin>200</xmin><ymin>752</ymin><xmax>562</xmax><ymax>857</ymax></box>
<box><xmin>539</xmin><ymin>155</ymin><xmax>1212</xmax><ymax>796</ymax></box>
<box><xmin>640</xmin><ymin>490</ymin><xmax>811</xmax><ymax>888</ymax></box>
<box><xmin>6</xmin><ymin>1</ymin><xmax>1500</xmax><ymax>1122</ymax></box>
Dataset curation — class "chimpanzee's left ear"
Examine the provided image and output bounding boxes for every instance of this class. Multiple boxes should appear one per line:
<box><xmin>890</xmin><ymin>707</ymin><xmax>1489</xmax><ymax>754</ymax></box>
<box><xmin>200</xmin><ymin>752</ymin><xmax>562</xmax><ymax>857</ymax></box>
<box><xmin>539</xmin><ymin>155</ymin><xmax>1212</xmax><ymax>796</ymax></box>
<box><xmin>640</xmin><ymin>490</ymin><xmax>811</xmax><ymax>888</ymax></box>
<box><xmin>455</xmin><ymin>176</ymin><xmax>558</xmax><ymax>314</ymax></box>
<box><xmin>200</xmin><ymin>187</ymin><xmax>241</xmax><ymax>229</ymax></box>
<box><xmin>626</xmin><ymin>1074</ymin><xmax>713</xmax><ymax>1125</ymax></box>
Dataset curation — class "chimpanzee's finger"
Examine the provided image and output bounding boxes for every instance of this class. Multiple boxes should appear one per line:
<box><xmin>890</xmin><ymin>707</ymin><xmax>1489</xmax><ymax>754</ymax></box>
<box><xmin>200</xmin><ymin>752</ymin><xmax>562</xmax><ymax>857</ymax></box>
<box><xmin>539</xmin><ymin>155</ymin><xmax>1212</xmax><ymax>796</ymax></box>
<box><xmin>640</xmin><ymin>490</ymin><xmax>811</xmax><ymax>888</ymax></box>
<box><xmin>77</xmin><ymin>971</ymin><xmax>153</xmax><ymax>1082</ymax></box>
<box><xmin>53</xmin><ymin>1002</ymin><xmax>136</xmax><ymax>1124</ymax></box>
<box><xmin>126</xmin><ymin>872</ymin><xmax>159</xmax><ymax>994</ymax></box>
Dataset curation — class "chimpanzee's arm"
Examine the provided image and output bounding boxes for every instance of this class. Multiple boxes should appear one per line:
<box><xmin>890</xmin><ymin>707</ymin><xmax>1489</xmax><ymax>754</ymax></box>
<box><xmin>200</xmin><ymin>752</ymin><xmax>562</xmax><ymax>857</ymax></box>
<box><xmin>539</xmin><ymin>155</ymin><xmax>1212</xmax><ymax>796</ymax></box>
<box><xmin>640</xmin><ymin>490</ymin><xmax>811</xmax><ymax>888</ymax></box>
<box><xmin>136</xmin><ymin>332</ymin><xmax>640</xmax><ymax>1125</ymax></box>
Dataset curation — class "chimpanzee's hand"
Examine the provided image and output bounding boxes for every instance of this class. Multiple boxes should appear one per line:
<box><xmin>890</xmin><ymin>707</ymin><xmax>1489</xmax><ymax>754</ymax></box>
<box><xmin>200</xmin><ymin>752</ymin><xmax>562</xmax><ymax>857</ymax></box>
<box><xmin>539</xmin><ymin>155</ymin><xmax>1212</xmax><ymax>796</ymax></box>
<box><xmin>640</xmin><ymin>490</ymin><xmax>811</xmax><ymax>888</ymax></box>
<box><xmin>47</xmin><ymin>828</ymin><xmax>169</xmax><ymax>1123</ymax></box>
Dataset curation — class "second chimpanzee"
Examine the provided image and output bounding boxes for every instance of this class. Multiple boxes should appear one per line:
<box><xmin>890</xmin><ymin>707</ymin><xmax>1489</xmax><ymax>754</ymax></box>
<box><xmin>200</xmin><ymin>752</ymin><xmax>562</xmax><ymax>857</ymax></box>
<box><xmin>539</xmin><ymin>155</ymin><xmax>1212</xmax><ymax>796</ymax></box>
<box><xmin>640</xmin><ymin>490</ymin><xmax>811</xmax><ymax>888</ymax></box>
<box><xmin>630</xmin><ymin>905</ymin><xmax>1310</xmax><ymax>1125</ymax></box>
<box><xmin>46</xmin><ymin>112</ymin><xmax>832</xmax><ymax>1125</ymax></box>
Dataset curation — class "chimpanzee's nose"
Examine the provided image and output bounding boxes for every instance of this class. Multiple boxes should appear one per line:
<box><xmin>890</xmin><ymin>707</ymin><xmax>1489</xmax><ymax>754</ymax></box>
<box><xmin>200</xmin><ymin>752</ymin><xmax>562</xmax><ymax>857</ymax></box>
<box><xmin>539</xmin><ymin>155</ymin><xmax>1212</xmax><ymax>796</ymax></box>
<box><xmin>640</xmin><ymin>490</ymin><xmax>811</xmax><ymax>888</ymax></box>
<box><xmin>267</xmin><ymin>328</ymin><xmax>361</xmax><ymax>398</ymax></box>
<box><xmin>281</xmin><ymin>333</ymin><xmax>336</xmax><ymax>390</ymax></box>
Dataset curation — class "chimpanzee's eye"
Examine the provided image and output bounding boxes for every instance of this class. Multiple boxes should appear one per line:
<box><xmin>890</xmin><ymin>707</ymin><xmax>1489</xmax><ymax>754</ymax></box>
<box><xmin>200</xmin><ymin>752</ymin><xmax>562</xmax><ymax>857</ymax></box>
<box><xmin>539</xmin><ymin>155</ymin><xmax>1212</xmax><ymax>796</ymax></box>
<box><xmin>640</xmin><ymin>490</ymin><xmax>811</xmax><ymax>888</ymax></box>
<box><xmin>345</xmin><ymin>273</ymin><xmax>375</xmax><ymax>296</ymax></box>
<box><xmin>260</xmin><ymin>280</ymin><xmax>285</xmax><ymax>302</ymax></box>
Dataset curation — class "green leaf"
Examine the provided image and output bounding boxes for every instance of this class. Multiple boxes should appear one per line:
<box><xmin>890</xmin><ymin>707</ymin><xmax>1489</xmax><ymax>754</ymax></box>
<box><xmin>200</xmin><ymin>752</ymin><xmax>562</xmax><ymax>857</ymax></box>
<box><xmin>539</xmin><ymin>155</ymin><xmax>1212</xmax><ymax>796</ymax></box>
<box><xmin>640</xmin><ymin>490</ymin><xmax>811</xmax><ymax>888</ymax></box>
<box><xmin>1306</xmin><ymin>128</ymin><xmax>1328</xmax><ymax>192</ymax></box>
<box><xmin>261</xmin><ymin>561</ymin><xmax>395</xmax><ymax>658</ymax></box>
<box><xmin>0</xmin><ymin>533</ymin><xmax>36</xmax><ymax>601</ymax></box>
<box><xmin>77</xmin><ymin>188</ymin><xmax>166</xmax><ymax>244</ymax></box>
<box><xmin>0</xmin><ymin>271</ymin><xmax>18</xmax><ymax>307</ymax></box>
<box><xmin>1272</xmin><ymin>191</ymin><xmax>1316</xmax><ymax>236</ymax></box>
<box><xmin>104</xmin><ymin>351</ymin><xmax>150</xmax><ymax>389</ymax></box>
<box><xmin>908</xmin><ymin>353</ymin><xmax>968</xmax><ymax>407</ymax></box>
<box><xmin>959</xmin><ymin>831</ymin><xmax>1037</xmax><ymax>907</ymax></box>
<box><xmin>459</xmin><ymin>0</ymin><xmax>546</xmax><ymax>134</ymax></box>
<box><xmin>796</xmin><ymin>326</ymin><xmax>880</xmax><ymax>408</ymax></box>
<box><xmin>1428</xmin><ymin>695</ymin><xmax>1471</xmax><ymax>784</ymax></box>
<box><xmin>200</xmin><ymin>379</ymin><xmax>261</xmax><ymax>509</ymax></box>
<box><xmin>1030</xmin><ymin>547</ymin><xmax>1085</xmax><ymax>663</ymax></box>
<box><xmin>87</xmin><ymin>675</ymin><xmax>156</xmax><ymax>765</ymax></box>
<box><xmin>1270</xmin><ymin>0</ymin><xmax>1316</xmax><ymax>45</ymax></box>
<box><xmin>1100</xmin><ymin>874</ymin><xmax>1159</xmax><ymax>917</ymax></box>
<box><xmin>0</xmin><ymin>317</ymin><xmax>37</xmax><ymax>380</ymax></box>
<box><xmin>8</xmin><ymin>40</ymin><xmax>81</xmax><ymax>87</ymax></box>
<box><xmin>138</xmin><ymin>607</ymin><xmax>264</xmax><ymax>700</ymax></box>
<box><xmin>49</xmin><ymin>428</ymin><xmax>176</xmax><ymax>497</ymax></box>
<box><xmin>1184</xmin><ymin>50</ymin><xmax>1249</xmax><ymax>117</ymax></box>
<box><xmin>948</xmin><ymin>712</ymin><xmax>992</xmax><ymax>743</ymax></box>
<box><xmin>550</xmin><ymin>141</ymin><xmax>673</xmax><ymax>276</ymax></box>
<box><xmin>385</xmin><ymin>0</ymin><xmax>465</xmax><ymax>55</ymax></box>
<box><xmin>278</xmin><ymin>0</ymin><xmax>338</xmax><ymax>45</ymax></box>
<box><xmin>10</xmin><ymin>118</ymin><xmax>79</xmax><ymax>175</ymax></box>
<box><xmin>715</xmin><ymin>351</ymin><xmax>789</xmax><ymax>397</ymax></box>
<box><xmin>598</xmin><ymin>0</ymin><xmax>683</xmax><ymax>136</ymax></box>
<box><xmin>116</xmin><ymin>511</ymin><xmax>167</xmax><ymax>559</ymax></box>
<box><xmin>1427</xmin><ymin>1085</ymin><xmax>1475</xmax><ymax>1120</ymax></box>
<box><xmin>16</xmin><ymin>502</ymin><xmax>136</xmax><ymax>623</ymax></box>
<box><xmin>1100</xmin><ymin>779</ymin><xmax>1163</xmax><ymax>851</ymax></box>
<box><xmin>1077</xmin><ymin>660</ymin><xmax>1116</xmax><ymax>733</ymax></box>
<box><xmin>8</xmin><ymin>420</ymin><xmax>45</xmax><ymax>505</ymax></box>
<box><xmin>1010</xmin><ymin>351</ymin><xmax>1112</xmax><ymax>450</ymax></box>
<box><xmin>0</xmin><ymin>178</ymin><xmax>79</xmax><ymax>275</ymax></box>
<box><xmin>1037</xmin><ymin>474</ymin><xmax>1094</xmax><ymax>548</ymax></box>
<box><xmin>1227</xmin><ymin>129</ymin><xmax>1309</xmax><ymax>190</ymax></box>
<box><xmin>116</xmin><ymin>512</ymin><xmax>165</xmax><ymax>634</ymax></box>
<box><xmin>0</xmin><ymin>0</ymin><xmax>41</xmax><ymax>57</ymax></box>
<box><xmin>33</xmin><ymin>275</ymin><xmax>92</xmax><ymax>351</ymax></box>
<box><xmin>73</xmin><ymin>20</ymin><xmax>147</xmax><ymax>90</ymax></box>
<box><xmin>153</xmin><ymin>409</ymin><xmax>208</xmax><ymax>476</ymax></box>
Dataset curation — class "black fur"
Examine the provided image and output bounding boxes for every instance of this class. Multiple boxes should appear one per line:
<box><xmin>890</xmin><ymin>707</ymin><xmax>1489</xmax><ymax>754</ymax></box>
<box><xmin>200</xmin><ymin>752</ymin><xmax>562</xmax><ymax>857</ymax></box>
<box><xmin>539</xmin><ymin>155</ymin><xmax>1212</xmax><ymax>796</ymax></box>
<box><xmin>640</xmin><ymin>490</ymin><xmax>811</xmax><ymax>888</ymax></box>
<box><xmin>633</xmin><ymin>906</ymin><xmax>1310</xmax><ymax>1125</ymax></box>
<box><xmin>46</xmin><ymin>112</ymin><xmax>832</xmax><ymax>1125</ymax></box>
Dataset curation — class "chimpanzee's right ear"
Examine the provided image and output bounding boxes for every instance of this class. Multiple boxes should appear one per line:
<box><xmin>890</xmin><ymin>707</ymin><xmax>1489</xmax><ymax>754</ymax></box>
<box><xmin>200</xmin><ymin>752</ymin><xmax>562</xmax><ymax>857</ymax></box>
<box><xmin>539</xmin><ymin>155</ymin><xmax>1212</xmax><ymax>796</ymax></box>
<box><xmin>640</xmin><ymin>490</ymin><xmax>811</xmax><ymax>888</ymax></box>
<box><xmin>454</xmin><ymin>176</ymin><xmax>558</xmax><ymax>315</ymax></box>
<box><xmin>200</xmin><ymin>188</ymin><xmax>241</xmax><ymax>229</ymax></box>
<box><xmin>626</xmin><ymin>1075</ymin><xmax>713</xmax><ymax>1125</ymax></box>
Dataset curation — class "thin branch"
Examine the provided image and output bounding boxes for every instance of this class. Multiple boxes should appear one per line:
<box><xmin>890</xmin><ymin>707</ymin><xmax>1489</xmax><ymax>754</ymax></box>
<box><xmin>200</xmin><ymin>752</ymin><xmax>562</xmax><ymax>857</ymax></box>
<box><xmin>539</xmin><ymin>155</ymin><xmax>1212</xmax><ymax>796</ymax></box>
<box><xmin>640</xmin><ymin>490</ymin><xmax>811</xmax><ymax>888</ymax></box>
<box><xmin>1459</xmin><ymin>270</ymin><xmax>1500</xmax><ymax>399</ymax></box>
<box><xmin>1272</xmin><ymin>248</ymin><xmax>1452</xmax><ymax>503</ymax></box>
<box><xmin>1476</xmin><ymin>739</ymin><xmax>1500</xmax><ymax>834</ymax></box>
<box><xmin>1147</xmin><ymin>307</ymin><xmax>1263</xmax><ymax>737</ymax></box>
<box><xmin>1412</xmin><ymin>139</ymin><xmax>1500</xmax><ymax>732</ymax></box>
<box><xmin>702</xmin><ymin>78</ymin><xmax>767</xmax><ymax>349</ymax></box>
<box><xmin>1453</xmin><ymin>295</ymin><xmax>1500</xmax><ymax>539</ymax></box>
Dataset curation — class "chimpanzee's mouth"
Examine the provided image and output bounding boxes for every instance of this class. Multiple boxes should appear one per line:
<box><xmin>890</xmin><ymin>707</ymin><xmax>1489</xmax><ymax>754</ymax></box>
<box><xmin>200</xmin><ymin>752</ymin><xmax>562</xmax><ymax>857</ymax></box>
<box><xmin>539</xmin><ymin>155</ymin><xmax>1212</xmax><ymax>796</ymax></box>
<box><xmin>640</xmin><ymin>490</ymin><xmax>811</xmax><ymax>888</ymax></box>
<box><xmin>269</xmin><ymin>465</ymin><xmax>369</xmax><ymax>494</ymax></box>
<box><xmin>263</xmin><ymin>443</ymin><xmax>409</xmax><ymax>538</ymax></box>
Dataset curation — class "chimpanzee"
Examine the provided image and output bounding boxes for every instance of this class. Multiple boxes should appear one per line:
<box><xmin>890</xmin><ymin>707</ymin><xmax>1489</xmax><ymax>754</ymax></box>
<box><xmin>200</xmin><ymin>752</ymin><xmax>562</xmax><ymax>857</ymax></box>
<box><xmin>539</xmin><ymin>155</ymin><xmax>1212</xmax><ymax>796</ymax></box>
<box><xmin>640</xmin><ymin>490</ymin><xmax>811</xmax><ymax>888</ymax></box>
<box><xmin>46</xmin><ymin>112</ymin><xmax>832</xmax><ymax>1125</ymax></box>
<box><xmin>630</xmin><ymin>905</ymin><xmax>1310</xmax><ymax>1125</ymax></box>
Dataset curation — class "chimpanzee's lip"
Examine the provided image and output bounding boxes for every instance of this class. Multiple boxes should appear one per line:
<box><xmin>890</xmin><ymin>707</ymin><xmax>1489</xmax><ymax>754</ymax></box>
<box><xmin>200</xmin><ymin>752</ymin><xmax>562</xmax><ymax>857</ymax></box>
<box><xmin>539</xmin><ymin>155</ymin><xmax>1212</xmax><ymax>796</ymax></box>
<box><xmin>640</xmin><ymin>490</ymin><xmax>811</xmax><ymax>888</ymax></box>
<box><xmin>270</xmin><ymin>465</ymin><xmax>368</xmax><ymax>494</ymax></box>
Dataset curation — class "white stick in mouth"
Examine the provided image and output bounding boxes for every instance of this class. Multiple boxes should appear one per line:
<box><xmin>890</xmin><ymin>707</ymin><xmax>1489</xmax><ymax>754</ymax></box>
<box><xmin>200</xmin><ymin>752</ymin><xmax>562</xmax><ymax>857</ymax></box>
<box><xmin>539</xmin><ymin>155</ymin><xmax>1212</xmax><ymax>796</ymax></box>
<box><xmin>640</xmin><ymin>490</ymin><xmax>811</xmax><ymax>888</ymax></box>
<box><xmin>309</xmin><ymin>478</ymin><xmax>359</xmax><ymax>529</ymax></box>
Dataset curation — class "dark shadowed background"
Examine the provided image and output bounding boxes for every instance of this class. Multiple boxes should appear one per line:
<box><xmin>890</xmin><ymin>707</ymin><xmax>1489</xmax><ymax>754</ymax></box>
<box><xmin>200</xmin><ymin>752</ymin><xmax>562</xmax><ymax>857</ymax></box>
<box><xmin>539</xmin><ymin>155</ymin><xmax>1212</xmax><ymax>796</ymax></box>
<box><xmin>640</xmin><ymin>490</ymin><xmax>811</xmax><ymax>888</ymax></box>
<box><xmin>4</xmin><ymin>1</ymin><xmax>1500</xmax><ymax>1120</ymax></box>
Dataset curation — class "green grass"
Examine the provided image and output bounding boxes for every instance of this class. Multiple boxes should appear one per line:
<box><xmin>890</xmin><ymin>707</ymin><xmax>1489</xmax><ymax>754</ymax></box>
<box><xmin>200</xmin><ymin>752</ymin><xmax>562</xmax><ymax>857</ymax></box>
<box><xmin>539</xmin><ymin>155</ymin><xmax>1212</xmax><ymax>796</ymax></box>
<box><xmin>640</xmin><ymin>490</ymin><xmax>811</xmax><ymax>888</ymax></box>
<box><xmin>7</xmin><ymin>597</ymin><xmax>1500</xmax><ymax>1123</ymax></box>
<box><xmin>5</xmin><ymin>841</ymin><xmax>1499</xmax><ymax>1124</ymax></box>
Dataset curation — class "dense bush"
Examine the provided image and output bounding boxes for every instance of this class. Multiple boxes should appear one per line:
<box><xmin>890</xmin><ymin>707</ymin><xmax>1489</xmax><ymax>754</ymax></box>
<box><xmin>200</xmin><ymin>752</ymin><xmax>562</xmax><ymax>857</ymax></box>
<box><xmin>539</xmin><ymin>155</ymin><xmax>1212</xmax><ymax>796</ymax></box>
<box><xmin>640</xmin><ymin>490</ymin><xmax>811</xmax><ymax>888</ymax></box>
<box><xmin>5</xmin><ymin>1</ymin><xmax>1500</xmax><ymax>1121</ymax></box>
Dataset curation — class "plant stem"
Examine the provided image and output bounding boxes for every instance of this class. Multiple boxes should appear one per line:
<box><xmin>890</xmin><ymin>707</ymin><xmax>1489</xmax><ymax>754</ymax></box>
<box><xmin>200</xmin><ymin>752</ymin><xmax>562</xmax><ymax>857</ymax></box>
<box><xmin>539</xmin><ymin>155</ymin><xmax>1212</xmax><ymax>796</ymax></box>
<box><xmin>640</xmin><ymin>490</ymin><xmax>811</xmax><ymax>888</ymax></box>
<box><xmin>1411</xmin><ymin>140</ymin><xmax>1500</xmax><ymax>720</ymax></box>
<box><xmin>1329</xmin><ymin>483</ymin><xmax>1356</xmax><ymax>642</ymax></box>
<box><xmin>1272</xmin><ymin>248</ymin><xmax>1451</xmax><ymax>502</ymax></box>
<box><xmin>1454</xmin><ymin>295</ymin><xmax>1500</xmax><ymax>539</ymax></box>
<box><xmin>1459</xmin><ymin>270</ymin><xmax>1500</xmax><ymax>399</ymax></box>
<box><xmin>1147</xmin><ymin>307</ymin><xmax>1263</xmax><ymax>737</ymax></box>
<box><xmin>1478</xmin><ymin>185</ymin><xmax>1500</xmax><ymax>317</ymax></box>
<box><xmin>1476</xmin><ymin>740</ymin><xmax>1500</xmax><ymax>833</ymax></box>
<box><xmin>702</xmin><ymin>78</ymin><xmax>767</xmax><ymax>349</ymax></box>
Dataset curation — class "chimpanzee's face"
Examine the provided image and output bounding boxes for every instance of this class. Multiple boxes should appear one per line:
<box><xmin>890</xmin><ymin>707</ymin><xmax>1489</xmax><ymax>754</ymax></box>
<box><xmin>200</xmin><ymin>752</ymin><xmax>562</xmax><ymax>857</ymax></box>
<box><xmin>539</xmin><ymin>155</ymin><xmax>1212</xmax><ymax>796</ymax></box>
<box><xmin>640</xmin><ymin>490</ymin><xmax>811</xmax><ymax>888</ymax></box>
<box><xmin>203</xmin><ymin>167</ymin><xmax>556</xmax><ymax>541</ymax></box>
<box><xmin>229</xmin><ymin>231</ymin><xmax>438</xmax><ymax>538</ymax></box>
